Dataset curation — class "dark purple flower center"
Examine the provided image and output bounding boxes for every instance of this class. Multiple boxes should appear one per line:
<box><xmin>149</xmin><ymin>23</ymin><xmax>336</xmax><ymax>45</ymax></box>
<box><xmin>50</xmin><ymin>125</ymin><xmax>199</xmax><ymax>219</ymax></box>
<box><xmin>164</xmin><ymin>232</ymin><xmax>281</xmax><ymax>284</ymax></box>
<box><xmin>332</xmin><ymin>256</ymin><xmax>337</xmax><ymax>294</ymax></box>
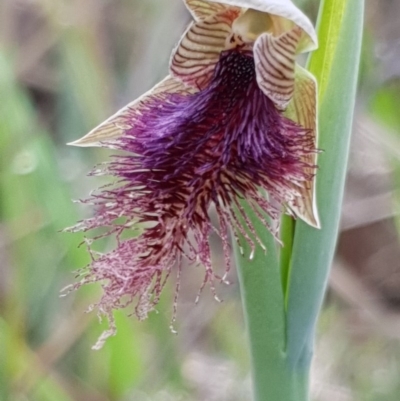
<box><xmin>70</xmin><ymin>50</ymin><xmax>316</xmax><ymax>347</ymax></box>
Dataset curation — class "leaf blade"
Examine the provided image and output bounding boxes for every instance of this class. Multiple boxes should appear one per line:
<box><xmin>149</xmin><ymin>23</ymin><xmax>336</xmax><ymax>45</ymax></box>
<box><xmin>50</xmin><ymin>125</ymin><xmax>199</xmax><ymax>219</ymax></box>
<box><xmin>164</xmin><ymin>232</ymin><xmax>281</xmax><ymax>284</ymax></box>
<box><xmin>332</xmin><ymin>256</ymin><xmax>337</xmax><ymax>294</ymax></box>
<box><xmin>285</xmin><ymin>0</ymin><xmax>365</xmax><ymax>365</ymax></box>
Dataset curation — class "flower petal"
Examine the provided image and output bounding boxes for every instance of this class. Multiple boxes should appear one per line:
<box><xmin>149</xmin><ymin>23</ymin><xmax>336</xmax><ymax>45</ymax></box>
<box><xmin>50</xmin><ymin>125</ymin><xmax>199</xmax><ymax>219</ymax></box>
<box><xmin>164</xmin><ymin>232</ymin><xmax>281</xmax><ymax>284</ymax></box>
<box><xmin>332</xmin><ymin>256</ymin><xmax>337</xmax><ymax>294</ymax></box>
<box><xmin>284</xmin><ymin>64</ymin><xmax>320</xmax><ymax>228</ymax></box>
<box><xmin>209</xmin><ymin>0</ymin><xmax>317</xmax><ymax>52</ymax></box>
<box><xmin>68</xmin><ymin>76</ymin><xmax>197</xmax><ymax>147</ymax></box>
<box><xmin>184</xmin><ymin>0</ymin><xmax>231</xmax><ymax>20</ymax></box>
<box><xmin>170</xmin><ymin>8</ymin><xmax>240</xmax><ymax>89</ymax></box>
<box><xmin>254</xmin><ymin>27</ymin><xmax>301</xmax><ymax>110</ymax></box>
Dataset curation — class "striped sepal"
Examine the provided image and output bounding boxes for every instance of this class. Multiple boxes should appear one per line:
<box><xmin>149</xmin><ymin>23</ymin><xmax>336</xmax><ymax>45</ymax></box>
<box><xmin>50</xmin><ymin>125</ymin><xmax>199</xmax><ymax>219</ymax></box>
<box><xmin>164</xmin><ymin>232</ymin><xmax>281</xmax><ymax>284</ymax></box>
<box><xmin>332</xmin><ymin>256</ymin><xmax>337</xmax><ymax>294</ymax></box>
<box><xmin>254</xmin><ymin>27</ymin><xmax>302</xmax><ymax>110</ymax></box>
<box><xmin>170</xmin><ymin>9</ymin><xmax>240</xmax><ymax>89</ymax></box>
<box><xmin>184</xmin><ymin>0</ymin><xmax>231</xmax><ymax>20</ymax></box>
<box><xmin>285</xmin><ymin>65</ymin><xmax>320</xmax><ymax>228</ymax></box>
<box><xmin>68</xmin><ymin>76</ymin><xmax>197</xmax><ymax>147</ymax></box>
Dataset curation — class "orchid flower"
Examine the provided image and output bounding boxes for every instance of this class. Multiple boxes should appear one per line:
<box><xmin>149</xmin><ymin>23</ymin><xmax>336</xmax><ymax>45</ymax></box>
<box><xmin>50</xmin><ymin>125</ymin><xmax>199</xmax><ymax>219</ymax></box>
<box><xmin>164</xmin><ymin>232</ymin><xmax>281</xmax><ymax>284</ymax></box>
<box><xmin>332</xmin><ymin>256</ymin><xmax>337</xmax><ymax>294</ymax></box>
<box><xmin>68</xmin><ymin>0</ymin><xmax>319</xmax><ymax>346</ymax></box>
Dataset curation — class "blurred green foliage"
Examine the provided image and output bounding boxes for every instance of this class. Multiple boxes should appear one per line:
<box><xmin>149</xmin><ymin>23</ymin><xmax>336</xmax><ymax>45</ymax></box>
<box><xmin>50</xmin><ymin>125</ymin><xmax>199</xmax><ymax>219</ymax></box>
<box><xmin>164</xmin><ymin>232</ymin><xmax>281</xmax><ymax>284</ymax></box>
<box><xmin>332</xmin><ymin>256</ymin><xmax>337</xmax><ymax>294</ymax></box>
<box><xmin>0</xmin><ymin>1</ymin><xmax>400</xmax><ymax>400</ymax></box>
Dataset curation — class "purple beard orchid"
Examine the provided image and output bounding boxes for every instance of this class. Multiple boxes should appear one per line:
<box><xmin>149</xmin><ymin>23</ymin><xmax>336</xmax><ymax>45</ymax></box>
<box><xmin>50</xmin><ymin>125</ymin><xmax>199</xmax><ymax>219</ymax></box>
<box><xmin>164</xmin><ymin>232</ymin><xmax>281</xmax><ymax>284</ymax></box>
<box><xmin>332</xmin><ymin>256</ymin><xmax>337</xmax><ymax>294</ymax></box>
<box><xmin>68</xmin><ymin>0</ymin><xmax>320</xmax><ymax>348</ymax></box>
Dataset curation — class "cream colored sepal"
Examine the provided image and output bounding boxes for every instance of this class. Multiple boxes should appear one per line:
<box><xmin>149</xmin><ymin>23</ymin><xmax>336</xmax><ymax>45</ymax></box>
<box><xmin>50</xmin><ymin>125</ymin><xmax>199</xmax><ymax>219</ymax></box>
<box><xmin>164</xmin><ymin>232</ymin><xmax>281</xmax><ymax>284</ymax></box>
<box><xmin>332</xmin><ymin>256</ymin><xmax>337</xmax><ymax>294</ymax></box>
<box><xmin>68</xmin><ymin>76</ymin><xmax>197</xmax><ymax>147</ymax></box>
<box><xmin>184</xmin><ymin>0</ymin><xmax>232</xmax><ymax>20</ymax></box>
<box><xmin>284</xmin><ymin>64</ymin><xmax>320</xmax><ymax>228</ymax></box>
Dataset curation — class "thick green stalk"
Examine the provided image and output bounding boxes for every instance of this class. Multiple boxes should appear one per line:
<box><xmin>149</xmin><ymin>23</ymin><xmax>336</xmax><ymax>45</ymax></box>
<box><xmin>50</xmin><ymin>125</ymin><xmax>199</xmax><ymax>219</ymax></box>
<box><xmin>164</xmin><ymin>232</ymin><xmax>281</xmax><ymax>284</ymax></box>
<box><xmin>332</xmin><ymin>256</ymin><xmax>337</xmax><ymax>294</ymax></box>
<box><xmin>235</xmin><ymin>203</ymin><xmax>308</xmax><ymax>401</ymax></box>
<box><xmin>235</xmin><ymin>1</ymin><xmax>364</xmax><ymax>400</ymax></box>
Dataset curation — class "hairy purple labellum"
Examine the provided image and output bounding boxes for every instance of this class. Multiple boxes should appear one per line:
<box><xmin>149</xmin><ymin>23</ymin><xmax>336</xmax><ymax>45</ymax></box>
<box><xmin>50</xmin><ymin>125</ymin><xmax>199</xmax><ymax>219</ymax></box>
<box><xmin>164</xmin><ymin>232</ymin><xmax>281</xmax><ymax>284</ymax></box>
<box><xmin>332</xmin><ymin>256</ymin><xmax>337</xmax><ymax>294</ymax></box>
<box><xmin>69</xmin><ymin>50</ymin><xmax>317</xmax><ymax>346</ymax></box>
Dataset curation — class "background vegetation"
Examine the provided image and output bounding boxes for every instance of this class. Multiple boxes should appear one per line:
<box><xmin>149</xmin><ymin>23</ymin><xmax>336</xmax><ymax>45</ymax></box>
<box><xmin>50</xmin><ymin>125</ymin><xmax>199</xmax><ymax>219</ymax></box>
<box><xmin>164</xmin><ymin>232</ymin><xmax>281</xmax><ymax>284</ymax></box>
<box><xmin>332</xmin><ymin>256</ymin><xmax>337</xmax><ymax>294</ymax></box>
<box><xmin>1</xmin><ymin>0</ymin><xmax>399</xmax><ymax>400</ymax></box>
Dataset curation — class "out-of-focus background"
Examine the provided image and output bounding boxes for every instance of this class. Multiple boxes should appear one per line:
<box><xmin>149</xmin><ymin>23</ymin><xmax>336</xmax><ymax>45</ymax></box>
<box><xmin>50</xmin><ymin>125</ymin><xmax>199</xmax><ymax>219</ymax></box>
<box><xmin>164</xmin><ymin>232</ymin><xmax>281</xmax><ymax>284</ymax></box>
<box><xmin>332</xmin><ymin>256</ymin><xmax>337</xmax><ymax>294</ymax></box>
<box><xmin>1</xmin><ymin>0</ymin><xmax>400</xmax><ymax>400</ymax></box>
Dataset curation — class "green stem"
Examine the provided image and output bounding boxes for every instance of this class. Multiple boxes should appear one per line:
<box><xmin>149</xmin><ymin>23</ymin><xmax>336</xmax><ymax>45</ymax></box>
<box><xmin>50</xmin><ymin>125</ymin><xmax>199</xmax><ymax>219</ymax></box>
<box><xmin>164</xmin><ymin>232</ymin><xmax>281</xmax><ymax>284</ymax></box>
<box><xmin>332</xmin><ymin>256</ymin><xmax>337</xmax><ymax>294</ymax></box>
<box><xmin>235</xmin><ymin>202</ymin><xmax>308</xmax><ymax>401</ymax></box>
